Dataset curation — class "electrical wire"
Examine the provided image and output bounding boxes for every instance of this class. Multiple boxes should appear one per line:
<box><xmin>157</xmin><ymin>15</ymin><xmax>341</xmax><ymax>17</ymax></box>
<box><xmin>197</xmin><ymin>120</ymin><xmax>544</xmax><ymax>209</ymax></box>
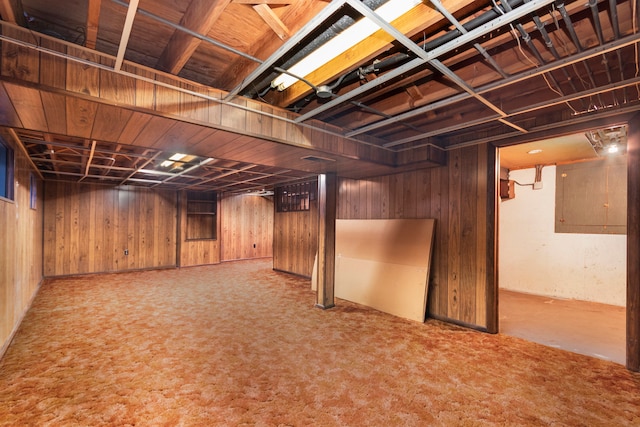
<box><xmin>495</xmin><ymin>0</ymin><xmax>578</xmax><ymax>114</ymax></box>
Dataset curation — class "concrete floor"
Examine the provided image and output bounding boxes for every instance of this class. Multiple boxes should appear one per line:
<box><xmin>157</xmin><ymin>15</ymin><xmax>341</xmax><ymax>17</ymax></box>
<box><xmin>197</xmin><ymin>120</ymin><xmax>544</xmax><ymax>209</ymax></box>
<box><xmin>499</xmin><ymin>290</ymin><xmax>626</xmax><ymax>365</ymax></box>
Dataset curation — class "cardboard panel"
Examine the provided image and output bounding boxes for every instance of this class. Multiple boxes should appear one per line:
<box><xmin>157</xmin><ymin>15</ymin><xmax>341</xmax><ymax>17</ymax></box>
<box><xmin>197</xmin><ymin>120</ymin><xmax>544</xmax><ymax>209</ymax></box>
<box><xmin>334</xmin><ymin>219</ymin><xmax>436</xmax><ymax>322</ymax></box>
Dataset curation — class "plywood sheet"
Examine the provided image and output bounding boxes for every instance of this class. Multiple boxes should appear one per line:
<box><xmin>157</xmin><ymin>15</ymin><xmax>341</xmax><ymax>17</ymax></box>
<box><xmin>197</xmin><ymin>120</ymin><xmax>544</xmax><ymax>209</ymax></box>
<box><xmin>335</xmin><ymin>219</ymin><xmax>435</xmax><ymax>322</ymax></box>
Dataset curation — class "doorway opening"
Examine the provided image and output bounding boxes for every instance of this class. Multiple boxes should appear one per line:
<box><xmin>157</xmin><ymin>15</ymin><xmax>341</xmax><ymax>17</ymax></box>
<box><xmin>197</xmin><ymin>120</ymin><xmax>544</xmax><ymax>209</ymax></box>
<box><xmin>498</xmin><ymin>129</ymin><xmax>627</xmax><ymax>365</ymax></box>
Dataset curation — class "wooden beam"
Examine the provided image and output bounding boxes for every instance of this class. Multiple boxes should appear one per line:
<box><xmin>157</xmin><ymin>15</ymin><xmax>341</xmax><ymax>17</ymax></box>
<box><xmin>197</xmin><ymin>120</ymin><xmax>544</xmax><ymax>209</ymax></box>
<box><xmin>0</xmin><ymin>0</ymin><xmax>26</xmax><ymax>26</ymax></box>
<box><xmin>273</xmin><ymin>0</ymin><xmax>471</xmax><ymax>107</ymax></box>
<box><xmin>253</xmin><ymin>4</ymin><xmax>290</xmax><ymax>40</ymax></box>
<box><xmin>485</xmin><ymin>143</ymin><xmax>499</xmax><ymax>334</ymax></box>
<box><xmin>156</xmin><ymin>0</ymin><xmax>232</xmax><ymax>75</ymax></box>
<box><xmin>316</xmin><ymin>173</ymin><xmax>336</xmax><ymax>309</ymax></box>
<box><xmin>86</xmin><ymin>0</ymin><xmax>103</xmax><ymax>50</ymax></box>
<box><xmin>627</xmin><ymin>113</ymin><xmax>640</xmax><ymax>372</ymax></box>
<box><xmin>214</xmin><ymin>0</ymin><xmax>323</xmax><ymax>90</ymax></box>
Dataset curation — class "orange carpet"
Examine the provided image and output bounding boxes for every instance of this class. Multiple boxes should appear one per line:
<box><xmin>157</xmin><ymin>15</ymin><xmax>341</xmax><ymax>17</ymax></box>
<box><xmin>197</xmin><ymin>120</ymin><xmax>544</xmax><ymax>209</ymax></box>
<box><xmin>1</xmin><ymin>259</ymin><xmax>639</xmax><ymax>426</ymax></box>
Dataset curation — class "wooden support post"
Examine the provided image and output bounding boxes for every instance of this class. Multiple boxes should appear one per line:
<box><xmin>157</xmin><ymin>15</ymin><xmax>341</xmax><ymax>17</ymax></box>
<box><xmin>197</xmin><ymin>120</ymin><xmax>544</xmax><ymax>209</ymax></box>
<box><xmin>486</xmin><ymin>143</ymin><xmax>499</xmax><ymax>334</ymax></box>
<box><xmin>627</xmin><ymin>114</ymin><xmax>640</xmax><ymax>372</ymax></box>
<box><xmin>316</xmin><ymin>173</ymin><xmax>336</xmax><ymax>309</ymax></box>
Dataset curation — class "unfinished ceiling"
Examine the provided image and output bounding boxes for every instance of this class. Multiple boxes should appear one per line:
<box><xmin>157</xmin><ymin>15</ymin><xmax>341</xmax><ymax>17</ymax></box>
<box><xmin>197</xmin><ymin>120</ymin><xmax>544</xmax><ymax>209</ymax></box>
<box><xmin>0</xmin><ymin>0</ymin><xmax>638</xmax><ymax>191</ymax></box>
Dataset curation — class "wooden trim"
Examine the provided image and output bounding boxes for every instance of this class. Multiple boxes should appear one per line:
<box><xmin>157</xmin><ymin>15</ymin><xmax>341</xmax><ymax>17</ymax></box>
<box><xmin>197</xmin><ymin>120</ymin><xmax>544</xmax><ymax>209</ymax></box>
<box><xmin>0</xmin><ymin>279</ymin><xmax>43</xmax><ymax>360</ymax></box>
<box><xmin>485</xmin><ymin>143</ymin><xmax>499</xmax><ymax>333</ymax></box>
<box><xmin>627</xmin><ymin>114</ymin><xmax>640</xmax><ymax>371</ymax></box>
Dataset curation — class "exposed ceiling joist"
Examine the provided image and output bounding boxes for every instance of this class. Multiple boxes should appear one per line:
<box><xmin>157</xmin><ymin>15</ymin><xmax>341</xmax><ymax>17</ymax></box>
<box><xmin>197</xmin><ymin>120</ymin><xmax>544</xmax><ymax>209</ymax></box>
<box><xmin>156</xmin><ymin>0</ymin><xmax>232</xmax><ymax>75</ymax></box>
<box><xmin>86</xmin><ymin>0</ymin><xmax>102</xmax><ymax>49</ymax></box>
<box><xmin>252</xmin><ymin>4</ymin><xmax>290</xmax><ymax>40</ymax></box>
<box><xmin>0</xmin><ymin>0</ymin><xmax>26</xmax><ymax>25</ymax></box>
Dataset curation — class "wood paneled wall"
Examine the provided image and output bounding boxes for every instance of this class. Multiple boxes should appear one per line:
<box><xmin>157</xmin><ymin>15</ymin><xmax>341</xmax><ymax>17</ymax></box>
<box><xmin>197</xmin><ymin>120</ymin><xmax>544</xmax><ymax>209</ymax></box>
<box><xmin>627</xmin><ymin>113</ymin><xmax>640</xmax><ymax>371</ymax></box>
<box><xmin>43</xmin><ymin>183</ymin><xmax>177</xmax><ymax>276</ymax></box>
<box><xmin>178</xmin><ymin>190</ymin><xmax>220</xmax><ymax>267</ymax></box>
<box><xmin>220</xmin><ymin>193</ymin><xmax>274</xmax><ymax>261</ymax></box>
<box><xmin>338</xmin><ymin>144</ymin><xmax>495</xmax><ymax>329</ymax></box>
<box><xmin>273</xmin><ymin>200</ymin><xmax>318</xmax><ymax>278</ymax></box>
<box><xmin>273</xmin><ymin>145</ymin><xmax>496</xmax><ymax>329</ymax></box>
<box><xmin>0</xmin><ymin>134</ymin><xmax>43</xmax><ymax>356</ymax></box>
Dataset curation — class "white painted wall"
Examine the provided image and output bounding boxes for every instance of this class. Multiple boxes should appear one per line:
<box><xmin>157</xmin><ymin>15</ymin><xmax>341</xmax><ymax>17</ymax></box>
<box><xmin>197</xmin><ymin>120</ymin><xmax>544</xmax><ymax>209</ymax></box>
<box><xmin>499</xmin><ymin>165</ymin><xmax>626</xmax><ymax>307</ymax></box>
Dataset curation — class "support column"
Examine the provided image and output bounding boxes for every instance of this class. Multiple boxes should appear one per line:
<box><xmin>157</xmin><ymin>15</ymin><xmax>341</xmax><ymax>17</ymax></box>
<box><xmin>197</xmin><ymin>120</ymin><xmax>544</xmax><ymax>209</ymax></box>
<box><xmin>486</xmin><ymin>143</ymin><xmax>499</xmax><ymax>334</ymax></box>
<box><xmin>627</xmin><ymin>115</ymin><xmax>640</xmax><ymax>372</ymax></box>
<box><xmin>316</xmin><ymin>173</ymin><xmax>337</xmax><ymax>309</ymax></box>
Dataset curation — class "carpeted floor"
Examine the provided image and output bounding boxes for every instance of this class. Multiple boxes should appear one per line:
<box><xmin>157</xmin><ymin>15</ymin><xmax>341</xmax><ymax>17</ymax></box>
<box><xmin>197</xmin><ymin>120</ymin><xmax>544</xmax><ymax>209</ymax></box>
<box><xmin>1</xmin><ymin>259</ymin><xmax>639</xmax><ymax>426</ymax></box>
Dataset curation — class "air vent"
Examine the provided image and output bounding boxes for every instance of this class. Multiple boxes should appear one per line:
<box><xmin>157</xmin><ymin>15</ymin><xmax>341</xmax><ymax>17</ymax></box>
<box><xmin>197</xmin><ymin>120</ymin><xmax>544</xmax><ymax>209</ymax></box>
<box><xmin>301</xmin><ymin>155</ymin><xmax>336</xmax><ymax>163</ymax></box>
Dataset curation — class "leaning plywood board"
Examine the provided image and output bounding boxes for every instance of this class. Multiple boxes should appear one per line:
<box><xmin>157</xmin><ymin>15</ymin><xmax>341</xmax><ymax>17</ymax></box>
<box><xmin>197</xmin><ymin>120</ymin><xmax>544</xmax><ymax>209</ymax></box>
<box><xmin>335</xmin><ymin>219</ymin><xmax>436</xmax><ymax>322</ymax></box>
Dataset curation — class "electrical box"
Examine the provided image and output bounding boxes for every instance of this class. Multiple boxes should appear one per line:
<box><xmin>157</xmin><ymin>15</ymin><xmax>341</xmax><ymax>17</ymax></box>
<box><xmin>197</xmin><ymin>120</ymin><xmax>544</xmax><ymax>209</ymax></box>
<box><xmin>500</xmin><ymin>179</ymin><xmax>515</xmax><ymax>200</ymax></box>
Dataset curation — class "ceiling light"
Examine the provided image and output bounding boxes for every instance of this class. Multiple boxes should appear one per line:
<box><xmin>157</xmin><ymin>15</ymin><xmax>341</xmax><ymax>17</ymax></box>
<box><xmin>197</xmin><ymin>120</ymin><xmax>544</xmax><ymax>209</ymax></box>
<box><xmin>160</xmin><ymin>160</ymin><xmax>174</xmax><ymax>168</ymax></box>
<box><xmin>527</xmin><ymin>149</ymin><xmax>543</xmax><ymax>154</ymax></box>
<box><xmin>271</xmin><ymin>0</ymin><xmax>422</xmax><ymax>91</ymax></box>
<box><xmin>607</xmin><ymin>144</ymin><xmax>619</xmax><ymax>154</ymax></box>
<box><xmin>169</xmin><ymin>153</ymin><xmax>187</xmax><ymax>161</ymax></box>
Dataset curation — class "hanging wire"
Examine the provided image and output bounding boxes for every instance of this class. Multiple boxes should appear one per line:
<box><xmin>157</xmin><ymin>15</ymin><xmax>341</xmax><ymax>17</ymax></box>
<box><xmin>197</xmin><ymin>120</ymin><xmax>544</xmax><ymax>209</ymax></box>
<box><xmin>493</xmin><ymin>0</ymin><xmax>578</xmax><ymax>114</ymax></box>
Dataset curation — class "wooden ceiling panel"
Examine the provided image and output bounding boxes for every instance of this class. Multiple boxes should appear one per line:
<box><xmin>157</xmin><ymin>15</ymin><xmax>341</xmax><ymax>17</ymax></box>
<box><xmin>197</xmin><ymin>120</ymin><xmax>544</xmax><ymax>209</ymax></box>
<box><xmin>66</xmin><ymin>97</ymin><xmax>98</xmax><ymax>138</ymax></box>
<box><xmin>0</xmin><ymin>82</ymin><xmax>22</xmax><ymax>128</ymax></box>
<box><xmin>3</xmin><ymin>82</ymin><xmax>46</xmax><ymax>130</ymax></box>
<box><xmin>91</xmin><ymin>103</ymin><xmax>133</xmax><ymax>142</ymax></box>
<box><xmin>40</xmin><ymin>92</ymin><xmax>67</xmax><ymax>135</ymax></box>
<box><xmin>117</xmin><ymin>111</ymin><xmax>153</xmax><ymax>145</ymax></box>
<box><xmin>2</xmin><ymin>0</ymin><xmax>639</xmax><ymax>191</ymax></box>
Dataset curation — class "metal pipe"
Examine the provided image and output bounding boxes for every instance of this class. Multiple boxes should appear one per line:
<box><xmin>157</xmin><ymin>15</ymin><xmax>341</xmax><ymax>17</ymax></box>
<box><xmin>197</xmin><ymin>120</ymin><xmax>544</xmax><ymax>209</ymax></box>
<box><xmin>527</xmin><ymin>2</ymin><xmax>587</xmax><ymax>109</ymax></box>
<box><xmin>430</xmin><ymin>0</ymin><xmax>508</xmax><ymax>78</ymax></box>
<box><xmin>346</xmin><ymin>33</ymin><xmax>640</xmax><ymax>137</ymax></box>
<box><xmin>500</xmin><ymin>0</ymin><xmax>565</xmax><ymax>98</ymax></box>
<box><xmin>555</xmin><ymin>1</ymin><xmax>583</xmax><ymax>52</ymax></box>
<box><xmin>289</xmin><ymin>0</ymin><xmax>527</xmax><ymax>113</ymax></box>
<box><xmin>588</xmin><ymin>0</ymin><xmax>616</xmax><ymax>105</ymax></box>
<box><xmin>607</xmin><ymin>0</ymin><xmax>626</xmax><ymax>103</ymax></box>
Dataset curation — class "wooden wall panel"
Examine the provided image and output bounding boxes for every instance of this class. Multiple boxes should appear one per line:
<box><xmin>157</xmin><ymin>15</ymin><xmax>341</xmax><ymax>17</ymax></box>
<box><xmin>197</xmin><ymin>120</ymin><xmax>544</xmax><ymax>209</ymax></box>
<box><xmin>273</xmin><ymin>199</ymin><xmax>318</xmax><ymax>278</ymax></box>
<box><xmin>627</xmin><ymin>113</ymin><xmax>640</xmax><ymax>371</ymax></box>
<box><xmin>178</xmin><ymin>191</ymin><xmax>220</xmax><ymax>267</ymax></box>
<box><xmin>43</xmin><ymin>183</ymin><xmax>177</xmax><ymax>276</ymax></box>
<box><xmin>335</xmin><ymin>144</ymin><xmax>493</xmax><ymax>328</ymax></box>
<box><xmin>220</xmin><ymin>193</ymin><xmax>274</xmax><ymax>261</ymax></box>
<box><xmin>0</xmin><ymin>133</ymin><xmax>44</xmax><ymax>357</ymax></box>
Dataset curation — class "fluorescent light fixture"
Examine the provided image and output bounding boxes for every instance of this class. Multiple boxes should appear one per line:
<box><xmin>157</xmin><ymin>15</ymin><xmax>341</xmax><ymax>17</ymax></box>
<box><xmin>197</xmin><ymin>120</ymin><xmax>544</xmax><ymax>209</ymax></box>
<box><xmin>160</xmin><ymin>153</ymin><xmax>188</xmax><ymax>168</ymax></box>
<box><xmin>271</xmin><ymin>0</ymin><xmax>422</xmax><ymax>91</ymax></box>
<box><xmin>527</xmin><ymin>149</ymin><xmax>543</xmax><ymax>154</ymax></box>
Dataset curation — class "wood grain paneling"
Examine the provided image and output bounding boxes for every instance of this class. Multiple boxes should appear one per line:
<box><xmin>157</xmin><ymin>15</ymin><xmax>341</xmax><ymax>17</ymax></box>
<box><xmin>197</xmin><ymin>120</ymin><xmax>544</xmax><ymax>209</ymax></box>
<box><xmin>0</xmin><ymin>132</ymin><xmax>43</xmax><ymax>357</ymax></box>
<box><xmin>316</xmin><ymin>173</ymin><xmax>337</xmax><ymax>309</ymax></box>
<box><xmin>220</xmin><ymin>193</ymin><xmax>274</xmax><ymax>261</ymax></box>
<box><xmin>273</xmin><ymin>196</ymin><xmax>318</xmax><ymax>278</ymax></box>
<box><xmin>0</xmin><ymin>24</ymin><xmax>433</xmax><ymax>175</ymax></box>
<box><xmin>43</xmin><ymin>183</ymin><xmax>177</xmax><ymax>276</ymax></box>
<box><xmin>627</xmin><ymin>114</ymin><xmax>640</xmax><ymax>372</ymax></box>
<box><xmin>178</xmin><ymin>190</ymin><xmax>220</xmax><ymax>267</ymax></box>
<box><xmin>335</xmin><ymin>144</ymin><xmax>493</xmax><ymax>328</ymax></box>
